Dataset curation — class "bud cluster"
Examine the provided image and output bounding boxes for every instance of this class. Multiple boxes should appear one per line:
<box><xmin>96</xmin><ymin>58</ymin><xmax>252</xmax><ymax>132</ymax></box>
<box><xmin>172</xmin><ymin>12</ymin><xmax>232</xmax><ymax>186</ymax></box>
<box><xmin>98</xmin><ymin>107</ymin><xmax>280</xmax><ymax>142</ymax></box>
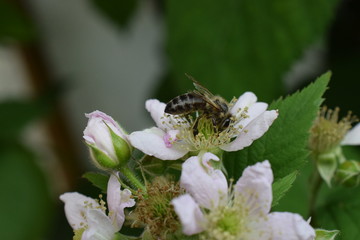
<box><xmin>309</xmin><ymin>107</ymin><xmax>360</xmax><ymax>187</ymax></box>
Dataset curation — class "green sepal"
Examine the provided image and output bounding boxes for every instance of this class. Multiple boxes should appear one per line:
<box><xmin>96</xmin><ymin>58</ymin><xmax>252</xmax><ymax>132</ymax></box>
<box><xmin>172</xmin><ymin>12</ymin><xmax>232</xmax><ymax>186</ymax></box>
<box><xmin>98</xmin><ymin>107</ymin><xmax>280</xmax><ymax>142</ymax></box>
<box><xmin>316</xmin><ymin>146</ymin><xmax>344</xmax><ymax>187</ymax></box>
<box><xmin>108</xmin><ymin>124</ymin><xmax>132</xmax><ymax>167</ymax></box>
<box><xmin>73</xmin><ymin>228</ymin><xmax>85</xmax><ymax>240</ymax></box>
<box><xmin>141</xmin><ymin>230</ymin><xmax>154</xmax><ymax>240</ymax></box>
<box><xmin>334</xmin><ymin>160</ymin><xmax>360</xmax><ymax>187</ymax></box>
<box><xmin>316</xmin><ymin>151</ymin><xmax>337</xmax><ymax>187</ymax></box>
<box><xmin>88</xmin><ymin>143</ymin><xmax>119</xmax><ymax>169</ymax></box>
<box><xmin>112</xmin><ymin>232</ymin><xmax>140</xmax><ymax>240</ymax></box>
<box><xmin>83</xmin><ymin>172</ymin><xmax>110</xmax><ymax>192</ymax></box>
<box><xmin>315</xmin><ymin>229</ymin><xmax>340</xmax><ymax>240</ymax></box>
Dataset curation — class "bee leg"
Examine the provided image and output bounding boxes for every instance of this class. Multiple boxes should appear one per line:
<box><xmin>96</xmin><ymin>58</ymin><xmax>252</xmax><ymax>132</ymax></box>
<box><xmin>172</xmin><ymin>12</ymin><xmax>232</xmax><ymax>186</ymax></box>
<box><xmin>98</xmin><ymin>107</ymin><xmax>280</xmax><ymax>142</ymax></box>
<box><xmin>211</xmin><ymin>117</ymin><xmax>219</xmax><ymax>132</ymax></box>
<box><xmin>192</xmin><ymin>117</ymin><xmax>200</xmax><ymax>136</ymax></box>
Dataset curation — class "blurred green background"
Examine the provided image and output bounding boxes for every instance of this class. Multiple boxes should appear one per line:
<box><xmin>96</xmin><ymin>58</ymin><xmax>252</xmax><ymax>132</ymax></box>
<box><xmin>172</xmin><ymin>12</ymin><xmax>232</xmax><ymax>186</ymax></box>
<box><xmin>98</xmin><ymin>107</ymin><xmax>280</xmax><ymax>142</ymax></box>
<box><xmin>0</xmin><ymin>0</ymin><xmax>359</xmax><ymax>239</ymax></box>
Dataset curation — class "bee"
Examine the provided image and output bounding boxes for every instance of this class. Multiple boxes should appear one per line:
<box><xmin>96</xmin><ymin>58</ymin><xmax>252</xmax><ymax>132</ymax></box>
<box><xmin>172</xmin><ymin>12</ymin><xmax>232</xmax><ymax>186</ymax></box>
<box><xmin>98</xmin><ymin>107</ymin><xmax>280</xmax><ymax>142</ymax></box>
<box><xmin>165</xmin><ymin>74</ymin><xmax>232</xmax><ymax>133</ymax></box>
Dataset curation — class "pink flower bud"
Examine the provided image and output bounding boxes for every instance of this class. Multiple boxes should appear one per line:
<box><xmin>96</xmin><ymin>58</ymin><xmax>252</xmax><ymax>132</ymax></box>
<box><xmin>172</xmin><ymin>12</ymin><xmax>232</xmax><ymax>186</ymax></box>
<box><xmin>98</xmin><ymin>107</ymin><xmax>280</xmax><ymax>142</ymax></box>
<box><xmin>83</xmin><ymin>110</ymin><xmax>131</xmax><ymax>169</ymax></box>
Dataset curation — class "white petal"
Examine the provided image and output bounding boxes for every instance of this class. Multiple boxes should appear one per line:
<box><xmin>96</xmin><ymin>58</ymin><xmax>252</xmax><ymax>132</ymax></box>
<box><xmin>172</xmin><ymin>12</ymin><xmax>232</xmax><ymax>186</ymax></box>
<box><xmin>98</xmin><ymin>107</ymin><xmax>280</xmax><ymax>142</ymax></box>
<box><xmin>145</xmin><ymin>99</ymin><xmax>171</xmax><ymax>130</ymax></box>
<box><xmin>107</xmin><ymin>172</ymin><xmax>135</xmax><ymax>230</ymax></box>
<box><xmin>84</xmin><ymin>117</ymin><xmax>117</xmax><ymax>160</ymax></box>
<box><xmin>201</xmin><ymin>152</ymin><xmax>220</xmax><ymax>172</ymax></box>
<box><xmin>59</xmin><ymin>192</ymin><xmax>100</xmax><ymax>230</ymax></box>
<box><xmin>342</xmin><ymin>123</ymin><xmax>360</xmax><ymax>146</ymax></box>
<box><xmin>171</xmin><ymin>194</ymin><xmax>205</xmax><ymax>235</ymax></box>
<box><xmin>236</xmin><ymin>102</ymin><xmax>268</xmax><ymax>129</ymax></box>
<box><xmin>180</xmin><ymin>154</ymin><xmax>228</xmax><ymax>209</ymax></box>
<box><xmin>268</xmin><ymin>212</ymin><xmax>315</xmax><ymax>240</ymax></box>
<box><xmin>129</xmin><ymin>127</ymin><xmax>188</xmax><ymax>160</ymax></box>
<box><xmin>221</xmin><ymin>110</ymin><xmax>278</xmax><ymax>151</ymax></box>
<box><xmin>230</xmin><ymin>92</ymin><xmax>258</xmax><ymax>116</ymax></box>
<box><xmin>82</xmin><ymin>209</ymin><xmax>117</xmax><ymax>240</ymax></box>
<box><xmin>242</xmin><ymin>217</ymin><xmax>271</xmax><ymax>239</ymax></box>
<box><xmin>234</xmin><ymin>160</ymin><xmax>273</xmax><ymax>217</ymax></box>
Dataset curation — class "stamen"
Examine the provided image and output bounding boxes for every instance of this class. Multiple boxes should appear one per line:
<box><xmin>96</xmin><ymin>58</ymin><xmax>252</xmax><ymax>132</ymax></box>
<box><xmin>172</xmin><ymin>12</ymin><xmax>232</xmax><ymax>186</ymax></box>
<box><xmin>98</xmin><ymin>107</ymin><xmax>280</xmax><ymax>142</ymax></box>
<box><xmin>310</xmin><ymin>107</ymin><xmax>358</xmax><ymax>154</ymax></box>
<box><xmin>162</xmin><ymin>106</ymin><xmax>249</xmax><ymax>152</ymax></box>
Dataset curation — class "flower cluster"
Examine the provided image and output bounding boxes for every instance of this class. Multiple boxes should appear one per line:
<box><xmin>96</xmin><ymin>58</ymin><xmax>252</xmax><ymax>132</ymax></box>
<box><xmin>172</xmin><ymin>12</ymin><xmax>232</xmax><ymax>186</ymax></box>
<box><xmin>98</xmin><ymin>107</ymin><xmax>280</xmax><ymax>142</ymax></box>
<box><xmin>60</xmin><ymin>82</ymin><xmax>343</xmax><ymax>240</ymax></box>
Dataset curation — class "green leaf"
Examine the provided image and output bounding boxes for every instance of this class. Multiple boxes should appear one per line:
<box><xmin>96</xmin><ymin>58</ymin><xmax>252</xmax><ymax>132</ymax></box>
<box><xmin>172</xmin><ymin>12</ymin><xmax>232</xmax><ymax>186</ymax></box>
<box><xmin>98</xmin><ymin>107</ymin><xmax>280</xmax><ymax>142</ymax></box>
<box><xmin>224</xmin><ymin>72</ymin><xmax>330</xmax><ymax>180</ymax></box>
<box><xmin>0</xmin><ymin>100</ymin><xmax>43</xmax><ymax>140</ymax></box>
<box><xmin>272</xmin><ymin>171</ymin><xmax>297</xmax><ymax>207</ymax></box>
<box><xmin>315</xmin><ymin>229</ymin><xmax>340</xmax><ymax>240</ymax></box>
<box><xmin>83</xmin><ymin>172</ymin><xmax>110</xmax><ymax>193</ymax></box>
<box><xmin>0</xmin><ymin>144</ymin><xmax>51</xmax><ymax>240</ymax></box>
<box><xmin>91</xmin><ymin>0</ymin><xmax>138</xmax><ymax>29</ymax></box>
<box><xmin>163</xmin><ymin>0</ymin><xmax>338</xmax><ymax>102</ymax></box>
<box><xmin>0</xmin><ymin>0</ymin><xmax>35</xmax><ymax>42</ymax></box>
<box><xmin>316</xmin><ymin>186</ymin><xmax>360</xmax><ymax>240</ymax></box>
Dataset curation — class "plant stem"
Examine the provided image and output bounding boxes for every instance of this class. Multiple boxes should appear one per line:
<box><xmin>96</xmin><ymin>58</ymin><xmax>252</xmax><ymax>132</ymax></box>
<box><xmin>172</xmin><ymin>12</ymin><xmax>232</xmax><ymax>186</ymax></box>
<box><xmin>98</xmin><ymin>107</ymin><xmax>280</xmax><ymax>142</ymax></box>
<box><xmin>120</xmin><ymin>166</ymin><xmax>147</xmax><ymax>193</ymax></box>
<box><xmin>308</xmin><ymin>165</ymin><xmax>323</xmax><ymax>226</ymax></box>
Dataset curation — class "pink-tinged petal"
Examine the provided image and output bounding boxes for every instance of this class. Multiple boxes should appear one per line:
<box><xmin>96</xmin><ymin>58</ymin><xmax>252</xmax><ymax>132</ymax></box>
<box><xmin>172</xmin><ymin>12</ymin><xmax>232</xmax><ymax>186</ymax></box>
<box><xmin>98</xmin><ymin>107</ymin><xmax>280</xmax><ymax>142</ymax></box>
<box><xmin>268</xmin><ymin>212</ymin><xmax>315</xmax><ymax>240</ymax></box>
<box><xmin>221</xmin><ymin>110</ymin><xmax>278</xmax><ymax>151</ymax></box>
<box><xmin>85</xmin><ymin>110</ymin><xmax>127</xmax><ymax>140</ymax></box>
<box><xmin>82</xmin><ymin>209</ymin><xmax>117</xmax><ymax>240</ymax></box>
<box><xmin>107</xmin><ymin>172</ymin><xmax>135</xmax><ymax>230</ymax></box>
<box><xmin>342</xmin><ymin>123</ymin><xmax>360</xmax><ymax>146</ymax></box>
<box><xmin>236</xmin><ymin>102</ymin><xmax>268</xmax><ymax>129</ymax></box>
<box><xmin>129</xmin><ymin>127</ymin><xmax>188</xmax><ymax>160</ymax></box>
<box><xmin>180</xmin><ymin>155</ymin><xmax>228</xmax><ymax>209</ymax></box>
<box><xmin>83</xmin><ymin>110</ymin><xmax>130</xmax><ymax>163</ymax></box>
<box><xmin>171</xmin><ymin>194</ymin><xmax>205</xmax><ymax>235</ymax></box>
<box><xmin>84</xmin><ymin>117</ymin><xmax>116</xmax><ymax>159</ymax></box>
<box><xmin>230</xmin><ymin>92</ymin><xmax>258</xmax><ymax>116</ymax></box>
<box><xmin>60</xmin><ymin>192</ymin><xmax>100</xmax><ymax>230</ymax></box>
<box><xmin>163</xmin><ymin>130</ymin><xmax>180</xmax><ymax>148</ymax></box>
<box><xmin>234</xmin><ymin>160</ymin><xmax>273</xmax><ymax>217</ymax></box>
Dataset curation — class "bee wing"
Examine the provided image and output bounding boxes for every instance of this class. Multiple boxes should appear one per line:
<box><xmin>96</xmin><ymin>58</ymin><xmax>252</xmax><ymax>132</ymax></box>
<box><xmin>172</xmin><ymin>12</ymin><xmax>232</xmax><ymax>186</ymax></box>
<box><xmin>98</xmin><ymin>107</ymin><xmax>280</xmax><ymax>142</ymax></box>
<box><xmin>185</xmin><ymin>73</ymin><xmax>215</xmax><ymax>98</ymax></box>
<box><xmin>185</xmin><ymin>74</ymin><xmax>224</xmax><ymax>112</ymax></box>
<box><xmin>188</xmin><ymin>90</ymin><xmax>223</xmax><ymax>113</ymax></box>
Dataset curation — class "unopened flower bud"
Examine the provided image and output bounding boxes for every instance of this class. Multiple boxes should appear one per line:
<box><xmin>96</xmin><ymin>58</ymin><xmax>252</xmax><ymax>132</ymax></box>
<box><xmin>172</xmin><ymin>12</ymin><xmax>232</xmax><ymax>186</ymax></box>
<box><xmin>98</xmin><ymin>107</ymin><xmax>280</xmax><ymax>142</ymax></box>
<box><xmin>335</xmin><ymin>160</ymin><xmax>360</xmax><ymax>187</ymax></box>
<box><xmin>83</xmin><ymin>110</ymin><xmax>132</xmax><ymax>170</ymax></box>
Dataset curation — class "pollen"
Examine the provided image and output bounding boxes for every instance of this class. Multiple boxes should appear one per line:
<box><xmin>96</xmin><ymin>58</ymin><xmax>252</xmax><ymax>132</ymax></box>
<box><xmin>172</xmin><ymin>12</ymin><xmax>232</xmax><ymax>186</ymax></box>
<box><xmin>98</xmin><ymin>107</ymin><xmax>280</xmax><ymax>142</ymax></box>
<box><xmin>309</xmin><ymin>107</ymin><xmax>358</xmax><ymax>154</ymax></box>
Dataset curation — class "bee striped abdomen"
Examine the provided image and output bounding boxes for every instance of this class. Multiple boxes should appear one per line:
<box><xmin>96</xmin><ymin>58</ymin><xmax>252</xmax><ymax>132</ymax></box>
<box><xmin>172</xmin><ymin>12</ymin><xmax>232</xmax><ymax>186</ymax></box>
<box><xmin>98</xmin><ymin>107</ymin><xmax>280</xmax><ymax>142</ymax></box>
<box><xmin>165</xmin><ymin>93</ymin><xmax>206</xmax><ymax>115</ymax></box>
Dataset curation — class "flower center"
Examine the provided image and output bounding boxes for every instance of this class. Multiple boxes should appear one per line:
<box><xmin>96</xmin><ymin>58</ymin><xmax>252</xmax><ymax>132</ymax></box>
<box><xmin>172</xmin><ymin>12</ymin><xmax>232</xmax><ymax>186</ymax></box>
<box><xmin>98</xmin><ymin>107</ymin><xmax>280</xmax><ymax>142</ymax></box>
<box><xmin>202</xmin><ymin>204</ymin><xmax>244</xmax><ymax>240</ymax></box>
<box><xmin>162</xmin><ymin>107</ymin><xmax>248</xmax><ymax>152</ymax></box>
<box><xmin>310</xmin><ymin>107</ymin><xmax>358</xmax><ymax>154</ymax></box>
